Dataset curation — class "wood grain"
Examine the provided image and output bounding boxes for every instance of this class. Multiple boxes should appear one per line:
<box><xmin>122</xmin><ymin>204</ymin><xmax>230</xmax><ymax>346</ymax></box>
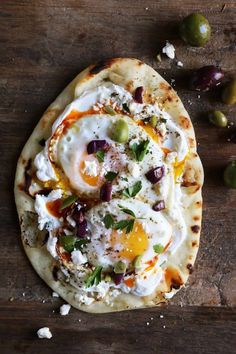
<box><xmin>0</xmin><ymin>0</ymin><xmax>236</xmax><ymax>353</ymax></box>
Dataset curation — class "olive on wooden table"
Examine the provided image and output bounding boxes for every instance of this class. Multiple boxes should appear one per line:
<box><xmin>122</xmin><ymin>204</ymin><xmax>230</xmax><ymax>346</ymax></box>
<box><xmin>190</xmin><ymin>66</ymin><xmax>224</xmax><ymax>91</ymax></box>
<box><xmin>179</xmin><ymin>13</ymin><xmax>211</xmax><ymax>47</ymax></box>
<box><xmin>208</xmin><ymin>110</ymin><xmax>228</xmax><ymax>127</ymax></box>
<box><xmin>222</xmin><ymin>79</ymin><xmax>236</xmax><ymax>105</ymax></box>
<box><xmin>224</xmin><ymin>161</ymin><xmax>236</xmax><ymax>189</ymax></box>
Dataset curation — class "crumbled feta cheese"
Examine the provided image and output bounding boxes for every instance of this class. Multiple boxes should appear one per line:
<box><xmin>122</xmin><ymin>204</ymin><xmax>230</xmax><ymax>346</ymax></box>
<box><xmin>52</xmin><ymin>291</ymin><xmax>59</xmax><ymax>298</ymax></box>
<box><xmin>46</xmin><ymin>234</ymin><xmax>58</xmax><ymax>258</ymax></box>
<box><xmin>162</xmin><ymin>41</ymin><xmax>175</xmax><ymax>59</ymax></box>
<box><xmin>34</xmin><ymin>148</ymin><xmax>58</xmax><ymax>182</ymax></box>
<box><xmin>158</xmin><ymin>122</ymin><xmax>167</xmax><ymax>136</ymax></box>
<box><xmin>128</xmin><ymin>162</ymin><xmax>140</xmax><ymax>178</ymax></box>
<box><xmin>166</xmin><ymin>151</ymin><xmax>177</xmax><ymax>164</ymax></box>
<box><xmin>82</xmin><ymin>160</ymin><xmax>98</xmax><ymax>177</ymax></box>
<box><xmin>37</xmin><ymin>327</ymin><xmax>52</xmax><ymax>339</ymax></box>
<box><xmin>71</xmin><ymin>250</ymin><xmax>87</xmax><ymax>266</ymax></box>
<box><xmin>34</xmin><ymin>189</ymin><xmax>62</xmax><ymax>231</ymax></box>
<box><xmin>66</xmin><ymin>215</ymin><xmax>76</xmax><ymax>227</ymax></box>
<box><xmin>75</xmin><ymin>293</ymin><xmax>94</xmax><ymax>305</ymax></box>
<box><xmin>60</xmin><ymin>304</ymin><xmax>71</xmax><ymax>316</ymax></box>
<box><xmin>177</xmin><ymin>61</ymin><xmax>183</xmax><ymax>67</ymax></box>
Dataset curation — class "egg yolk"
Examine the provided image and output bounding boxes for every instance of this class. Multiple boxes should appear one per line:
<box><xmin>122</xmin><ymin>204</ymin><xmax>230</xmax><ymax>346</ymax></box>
<box><xmin>173</xmin><ymin>154</ymin><xmax>188</xmax><ymax>181</ymax></box>
<box><xmin>111</xmin><ymin>221</ymin><xmax>149</xmax><ymax>261</ymax></box>
<box><xmin>138</xmin><ymin>121</ymin><xmax>159</xmax><ymax>143</ymax></box>
<box><xmin>79</xmin><ymin>160</ymin><xmax>100</xmax><ymax>186</ymax></box>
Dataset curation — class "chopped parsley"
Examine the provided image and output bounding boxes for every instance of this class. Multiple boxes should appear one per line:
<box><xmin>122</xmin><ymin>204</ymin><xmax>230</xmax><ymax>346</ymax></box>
<box><xmin>96</xmin><ymin>150</ymin><xmax>105</xmax><ymax>163</ymax></box>
<box><xmin>122</xmin><ymin>103</ymin><xmax>130</xmax><ymax>113</ymax></box>
<box><xmin>122</xmin><ymin>181</ymin><xmax>142</xmax><ymax>198</ymax></box>
<box><xmin>103</xmin><ymin>214</ymin><xmax>114</xmax><ymax>229</ymax></box>
<box><xmin>60</xmin><ymin>195</ymin><xmax>78</xmax><ymax>211</ymax></box>
<box><xmin>113</xmin><ymin>219</ymin><xmax>135</xmax><ymax>234</ymax></box>
<box><xmin>118</xmin><ymin>205</ymin><xmax>136</xmax><ymax>217</ymax></box>
<box><xmin>131</xmin><ymin>139</ymin><xmax>150</xmax><ymax>162</ymax></box>
<box><xmin>86</xmin><ymin>266</ymin><xmax>103</xmax><ymax>288</ymax></box>
<box><xmin>105</xmin><ymin>171</ymin><xmax>118</xmax><ymax>181</ymax></box>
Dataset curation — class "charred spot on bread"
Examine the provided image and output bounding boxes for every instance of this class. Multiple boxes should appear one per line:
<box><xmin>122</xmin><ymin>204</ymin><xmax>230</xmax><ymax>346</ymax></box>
<box><xmin>191</xmin><ymin>225</ymin><xmax>200</xmax><ymax>233</ymax></box>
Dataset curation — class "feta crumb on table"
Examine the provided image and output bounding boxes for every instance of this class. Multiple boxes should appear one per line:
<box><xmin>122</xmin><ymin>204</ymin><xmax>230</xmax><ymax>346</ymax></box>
<box><xmin>37</xmin><ymin>327</ymin><xmax>52</xmax><ymax>339</ymax></box>
<box><xmin>162</xmin><ymin>41</ymin><xmax>175</xmax><ymax>59</ymax></box>
<box><xmin>60</xmin><ymin>304</ymin><xmax>71</xmax><ymax>316</ymax></box>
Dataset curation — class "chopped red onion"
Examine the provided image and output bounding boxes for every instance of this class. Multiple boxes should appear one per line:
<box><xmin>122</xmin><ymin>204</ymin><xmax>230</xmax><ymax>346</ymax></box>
<box><xmin>113</xmin><ymin>273</ymin><xmax>124</xmax><ymax>285</ymax></box>
<box><xmin>100</xmin><ymin>182</ymin><xmax>112</xmax><ymax>202</ymax></box>
<box><xmin>145</xmin><ymin>166</ymin><xmax>164</xmax><ymax>184</ymax></box>
<box><xmin>152</xmin><ymin>200</ymin><xmax>165</xmax><ymax>212</ymax></box>
<box><xmin>134</xmin><ymin>86</ymin><xmax>144</xmax><ymax>103</ymax></box>
<box><xmin>87</xmin><ymin>140</ymin><xmax>109</xmax><ymax>154</ymax></box>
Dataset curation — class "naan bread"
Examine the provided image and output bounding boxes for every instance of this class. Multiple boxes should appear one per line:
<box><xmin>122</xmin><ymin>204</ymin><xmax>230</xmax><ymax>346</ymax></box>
<box><xmin>15</xmin><ymin>58</ymin><xmax>203</xmax><ymax>313</ymax></box>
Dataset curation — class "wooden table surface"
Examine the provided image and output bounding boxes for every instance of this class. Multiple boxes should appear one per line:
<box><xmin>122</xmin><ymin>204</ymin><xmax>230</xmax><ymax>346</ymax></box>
<box><xmin>0</xmin><ymin>1</ymin><xmax>236</xmax><ymax>353</ymax></box>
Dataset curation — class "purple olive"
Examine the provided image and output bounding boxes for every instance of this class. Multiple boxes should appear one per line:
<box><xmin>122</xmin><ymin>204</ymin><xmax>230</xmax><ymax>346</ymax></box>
<box><xmin>152</xmin><ymin>200</ymin><xmax>165</xmax><ymax>211</ymax></box>
<box><xmin>190</xmin><ymin>66</ymin><xmax>224</xmax><ymax>91</ymax></box>
<box><xmin>113</xmin><ymin>273</ymin><xmax>124</xmax><ymax>285</ymax></box>
<box><xmin>87</xmin><ymin>140</ymin><xmax>109</xmax><ymax>154</ymax></box>
<box><xmin>145</xmin><ymin>166</ymin><xmax>164</xmax><ymax>184</ymax></box>
<box><xmin>76</xmin><ymin>219</ymin><xmax>87</xmax><ymax>238</ymax></box>
<box><xmin>134</xmin><ymin>86</ymin><xmax>144</xmax><ymax>103</ymax></box>
<box><xmin>100</xmin><ymin>182</ymin><xmax>112</xmax><ymax>202</ymax></box>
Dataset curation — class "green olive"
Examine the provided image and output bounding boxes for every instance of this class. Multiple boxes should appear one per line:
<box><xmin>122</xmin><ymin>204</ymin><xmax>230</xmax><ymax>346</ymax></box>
<box><xmin>208</xmin><ymin>110</ymin><xmax>228</xmax><ymax>127</ymax></box>
<box><xmin>179</xmin><ymin>13</ymin><xmax>211</xmax><ymax>47</ymax></box>
<box><xmin>111</xmin><ymin>119</ymin><xmax>129</xmax><ymax>143</ymax></box>
<box><xmin>133</xmin><ymin>255</ymin><xmax>142</xmax><ymax>269</ymax></box>
<box><xmin>224</xmin><ymin>161</ymin><xmax>236</xmax><ymax>189</ymax></box>
<box><xmin>114</xmin><ymin>261</ymin><xmax>126</xmax><ymax>274</ymax></box>
<box><xmin>222</xmin><ymin>79</ymin><xmax>236</xmax><ymax>105</ymax></box>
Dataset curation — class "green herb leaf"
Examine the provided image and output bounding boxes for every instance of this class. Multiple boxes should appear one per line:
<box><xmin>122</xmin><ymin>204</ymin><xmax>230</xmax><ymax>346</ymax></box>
<box><xmin>122</xmin><ymin>103</ymin><xmax>130</xmax><ymax>113</ymax></box>
<box><xmin>160</xmin><ymin>117</ymin><xmax>167</xmax><ymax>124</ymax></box>
<box><xmin>96</xmin><ymin>150</ymin><xmax>105</xmax><ymax>163</ymax></box>
<box><xmin>122</xmin><ymin>181</ymin><xmax>142</xmax><ymax>198</ymax></box>
<box><xmin>118</xmin><ymin>205</ymin><xmax>136</xmax><ymax>217</ymax></box>
<box><xmin>103</xmin><ymin>214</ymin><xmax>114</xmax><ymax>229</ymax></box>
<box><xmin>75</xmin><ymin>238</ymin><xmax>90</xmax><ymax>250</ymax></box>
<box><xmin>104</xmin><ymin>105</ymin><xmax>116</xmax><ymax>115</ymax></box>
<box><xmin>153</xmin><ymin>244</ymin><xmax>164</xmax><ymax>254</ymax></box>
<box><xmin>59</xmin><ymin>235</ymin><xmax>77</xmax><ymax>253</ymax></box>
<box><xmin>86</xmin><ymin>266</ymin><xmax>103</xmax><ymax>288</ymax></box>
<box><xmin>60</xmin><ymin>195</ymin><xmax>78</xmax><ymax>211</ymax></box>
<box><xmin>131</xmin><ymin>139</ymin><xmax>150</xmax><ymax>162</ymax></box>
<box><xmin>105</xmin><ymin>171</ymin><xmax>118</xmax><ymax>181</ymax></box>
<box><xmin>121</xmin><ymin>176</ymin><xmax>128</xmax><ymax>182</ymax></box>
<box><xmin>113</xmin><ymin>219</ymin><xmax>134</xmax><ymax>234</ymax></box>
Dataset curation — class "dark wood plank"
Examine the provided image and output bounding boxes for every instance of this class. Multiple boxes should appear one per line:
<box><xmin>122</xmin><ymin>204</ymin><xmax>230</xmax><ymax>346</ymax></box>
<box><xmin>0</xmin><ymin>0</ymin><xmax>236</xmax><ymax>353</ymax></box>
<box><xmin>0</xmin><ymin>302</ymin><xmax>235</xmax><ymax>354</ymax></box>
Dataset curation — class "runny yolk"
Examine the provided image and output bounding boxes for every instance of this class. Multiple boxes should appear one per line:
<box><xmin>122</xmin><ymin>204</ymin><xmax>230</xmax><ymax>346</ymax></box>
<box><xmin>79</xmin><ymin>160</ymin><xmax>100</xmax><ymax>186</ymax></box>
<box><xmin>111</xmin><ymin>221</ymin><xmax>149</xmax><ymax>261</ymax></box>
<box><xmin>173</xmin><ymin>156</ymin><xmax>187</xmax><ymax>181</ymax></box>
<box><xmin>138</xmin><ymin>121</ymin><xmax>159</xmax><ymax>143</ymax></box>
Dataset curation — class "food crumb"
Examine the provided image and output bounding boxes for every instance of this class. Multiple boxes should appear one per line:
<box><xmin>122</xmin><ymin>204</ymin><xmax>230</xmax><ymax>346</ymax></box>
<box><xmin>145</xmin><ymin>7</ymin><xmax>149</xmax><ymax>10</ymax></box>
<box><xmin>150</xmin><ymin>317</ymin><xmax>154</xmax><ymax>321</ymax></box>
<box><xmin>160</xmin><ymin>314</ymin><xmax>164</xmax><ymax>319</ymax></box>
<box><xmin>22</xmin><ymin>292</ymin><xmax>25</xmax><ymax>297</ymax></box>
<box><xmin>146</xmin><ymin>322</ymin><xmax>150</xmax><ymax>326</ymax></box>
<box><xmin>162</xmin><ymin>41</ymin><xmax>175</xmax><ymax>60</ymax></box>
<box><xmin>177</xmin><ymin>61</ymin><xmax>183</xmax><ymax>67</ymax></box>
<box><xmin>52</xmin><ymin>291</ymin><xmax>59</xmax><ymax>298</ymax></box>
<box><xmin>9</xmin><ymin>297</ymin><xmax>14</xmax><ymax>302</ymax></box>
<box><xmin>60</xmin><ymin>304</ymin><xmax>71</xmax><ymax>316</ymax></box>
<box><xmin>42</xmin><ymin>300</ymin><xmax>46</xmax><ymax>303</ymax></box>
<box><xmin>37</xmin><ymin>327</ymin><xmax>52</xmax><ymax>339</ymax></box>
<box><xmin>163</xmin><ymin>325</ymin><xmax>166</xmax><ymax>329</ymax></box>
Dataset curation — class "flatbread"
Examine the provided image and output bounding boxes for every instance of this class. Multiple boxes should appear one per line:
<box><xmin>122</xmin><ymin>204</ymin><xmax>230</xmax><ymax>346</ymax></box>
<box><xmin>14</xmin><ymin>58</ymin><xmax>203</xmax><ymax>313</ymax></box>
